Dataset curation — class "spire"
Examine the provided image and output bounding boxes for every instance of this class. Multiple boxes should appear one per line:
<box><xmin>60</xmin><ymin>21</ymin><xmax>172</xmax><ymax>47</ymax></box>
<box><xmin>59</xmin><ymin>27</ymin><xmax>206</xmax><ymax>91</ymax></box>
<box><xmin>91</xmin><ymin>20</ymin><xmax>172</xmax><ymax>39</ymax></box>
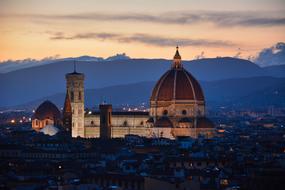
<box><xmin>63</xmin><ymin>90</ymin><xmax>72</xmax><ymax>114</ymax></box>
<box><xmin>172</xmin><ymin>46</ymin><xmax>182</xmax><ymax>69</ymax></box>
<box><xmin>62</xmin><ymin>89</ymin><xmax>72</xmax><ymax>133</ymax></box>
<box><xmin>174</xmin><ymin>46</ymin><xmax>181</xmax><ymax>59</ymax></box>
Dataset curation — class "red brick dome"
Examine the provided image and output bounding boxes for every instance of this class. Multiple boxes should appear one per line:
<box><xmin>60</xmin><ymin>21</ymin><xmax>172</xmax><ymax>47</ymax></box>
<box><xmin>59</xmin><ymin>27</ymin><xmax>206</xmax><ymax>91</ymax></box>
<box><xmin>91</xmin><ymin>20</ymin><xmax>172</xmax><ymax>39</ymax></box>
<box><xmin>151</xmin><ymin>47</ymin><xmax>204</xmax><ymax>102</ymax></box>
<box><xmin>33</xmin><ymin>100</ymin><xmax>61</xmax><ymax>120</ymax></box>
<box><xmin>150</xmin><ymin>68</ymin><xmax>204</xmax><ymax>102</ymax></box>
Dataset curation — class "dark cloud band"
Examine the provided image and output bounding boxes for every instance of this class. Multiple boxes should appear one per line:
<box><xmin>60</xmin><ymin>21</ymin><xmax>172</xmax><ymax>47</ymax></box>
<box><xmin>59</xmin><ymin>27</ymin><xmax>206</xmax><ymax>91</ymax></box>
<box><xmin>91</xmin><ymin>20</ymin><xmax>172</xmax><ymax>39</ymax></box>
<box><xmin>2</xmin><ymin>11</ymin><xmax>285</xmax><ymax>27</ymax></box>
<box><xmin>49</xmin><ymin>32</ymin><xmax>235</xmax><ymax>47</ymax></box>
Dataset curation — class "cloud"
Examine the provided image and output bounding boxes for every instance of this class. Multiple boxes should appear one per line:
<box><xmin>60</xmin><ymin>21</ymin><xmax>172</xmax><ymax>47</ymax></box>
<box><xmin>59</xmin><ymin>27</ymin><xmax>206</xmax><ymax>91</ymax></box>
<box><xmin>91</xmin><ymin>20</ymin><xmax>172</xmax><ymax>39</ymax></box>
<box><xmin>233</xmin><ymin>48</ymin><xmax>242</xmax><ymax>58</ymax></box>
<box><xmin>195</xmin><ymin>51</ymin><xmax>205</xmax><ymax>60</ymax></box>
<box><xmin>255</xmin><ymin>42</ymin><xmax>285</xmax><ymax>67</ymax></box>
<box><xmin>2</xmin><ymin>10</ymin><xmax>285</xmax><ymax>27</ymax></box>
<box><xmin>0</xmin><ymin>55</ymin><xmax>61</xmax><ymax>73</ymax></box>
<box><xmin>50</xmin><ymin>32</ymin><xmax>119</xmax><ymax>40</ymax></box>
<box><xmin>49</xmin><ymin>32</ymin><xmax>235</xmax><ymax>47</ymax></box>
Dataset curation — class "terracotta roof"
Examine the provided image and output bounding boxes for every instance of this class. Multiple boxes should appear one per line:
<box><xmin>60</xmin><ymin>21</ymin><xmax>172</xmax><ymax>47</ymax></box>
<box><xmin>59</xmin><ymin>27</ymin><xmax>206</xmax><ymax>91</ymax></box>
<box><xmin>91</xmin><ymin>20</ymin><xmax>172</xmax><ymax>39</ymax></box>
<box><xmin>150</xmin><ymin>68</ymin><xmax>204</xmax><ymax>101</ymax></box>
<box><xmin>33</xmin><ymin>100</ymin><xmax>61</xmax><ymax>120</ymax></box>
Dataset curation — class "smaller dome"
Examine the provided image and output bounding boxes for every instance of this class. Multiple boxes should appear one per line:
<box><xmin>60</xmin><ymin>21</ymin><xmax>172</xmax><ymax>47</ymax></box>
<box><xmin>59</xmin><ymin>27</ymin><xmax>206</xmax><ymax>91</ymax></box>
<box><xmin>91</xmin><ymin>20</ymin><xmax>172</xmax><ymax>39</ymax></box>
<box><xmin>33</xmin><ymin>100</ymin><xmax>61</xmax><ymax>121</ymax></box>
<box><xmin>154</xmin><ymin>117</ymin><xmax>173</xmax><ymax>128</ymax></box>
<box><xmin>40</xmin><ymin>125</ymin><xmax>59</xmax><ymax>136</ymax></box>
<box><xmin>196</xmin><ymin>117</ymin><xmax>214</xmax><ymax>128</ymax></box>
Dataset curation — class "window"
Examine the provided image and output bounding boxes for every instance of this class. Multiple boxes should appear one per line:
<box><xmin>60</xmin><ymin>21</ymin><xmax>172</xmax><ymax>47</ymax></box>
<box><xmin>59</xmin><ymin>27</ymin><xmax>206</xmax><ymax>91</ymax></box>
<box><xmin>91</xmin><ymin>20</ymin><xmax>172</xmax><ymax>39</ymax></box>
<box><xmin>163</xmin><ymin>110</ymin><xmax>168</xmax><ymax>116</ymax></box>
<box><xmin>123</xmin><ymin>121</ymin><xmax>128</xmax><ymax>126</ymax></box>
<box><xmin>91</xmin><ymin>121</ymin><xmax>94</xmax><ymax>125</ymax></box>
<box><xmin>71</xmin><ymin>91</ymin><xmax>74</xmax><ymax>101</ymax></box>
<box><xmin>79</xmin><ymin>91</ymin><xmax>82</xmax><ymax>101</ymax></box>
<box><xmin>182</xmin><ymin>110</ymin><xmax>187</xmax><ymax>115</ymax></box>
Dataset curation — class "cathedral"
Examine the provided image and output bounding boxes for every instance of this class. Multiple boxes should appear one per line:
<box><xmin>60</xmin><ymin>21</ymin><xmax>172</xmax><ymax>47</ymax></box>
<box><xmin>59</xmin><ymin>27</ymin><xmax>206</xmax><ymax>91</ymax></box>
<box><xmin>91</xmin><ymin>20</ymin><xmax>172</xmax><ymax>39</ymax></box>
<box><xmin>32</xmin><ymin>47</ymin><xmax>215</xmax><ymax>139</ymax></box>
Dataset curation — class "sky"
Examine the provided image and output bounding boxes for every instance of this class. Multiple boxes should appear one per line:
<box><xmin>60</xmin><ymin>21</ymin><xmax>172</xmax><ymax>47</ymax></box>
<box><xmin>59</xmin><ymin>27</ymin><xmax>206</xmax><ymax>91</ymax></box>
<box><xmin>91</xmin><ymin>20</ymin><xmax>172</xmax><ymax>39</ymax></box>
<box><xmin>0</xmin><ymin>0</ymin><xmax>285</xmax><ymax>61</ymax></box>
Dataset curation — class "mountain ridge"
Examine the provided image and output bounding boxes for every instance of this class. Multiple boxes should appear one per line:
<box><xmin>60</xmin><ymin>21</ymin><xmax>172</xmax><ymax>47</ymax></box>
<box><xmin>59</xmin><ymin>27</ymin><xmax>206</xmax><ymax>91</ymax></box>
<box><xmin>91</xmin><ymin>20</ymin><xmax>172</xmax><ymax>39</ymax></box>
<box><xmin>1</xmin><ymin>57</ymin><xmax>285</xmax><ymax>107</ymax></box>
<box><xmin>3</xmin><ymin>76</ymin><xmax>284</xmax><ymax>111</ymax></box>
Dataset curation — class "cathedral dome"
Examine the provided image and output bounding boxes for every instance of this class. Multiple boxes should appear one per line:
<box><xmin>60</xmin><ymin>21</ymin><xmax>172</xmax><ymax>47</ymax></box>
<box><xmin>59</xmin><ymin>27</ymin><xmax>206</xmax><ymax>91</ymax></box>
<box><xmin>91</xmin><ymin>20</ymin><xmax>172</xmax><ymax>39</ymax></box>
<box><xmin>33</xmin><ymin>100</ymin><xmax>61</xmax><ymax>120</ymax></box>
<box><xmin>150</xmin><ymin>47</ymin><xmax>204</xmax><ymax>102</ymax></box>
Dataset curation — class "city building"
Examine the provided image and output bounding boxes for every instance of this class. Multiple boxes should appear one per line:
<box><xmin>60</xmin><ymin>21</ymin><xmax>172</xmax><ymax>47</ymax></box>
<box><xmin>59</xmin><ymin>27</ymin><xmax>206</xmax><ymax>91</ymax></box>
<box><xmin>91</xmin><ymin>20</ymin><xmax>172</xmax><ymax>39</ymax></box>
<box><xmin>32</xmin><ymin>47</ymin><xmax>215</xmax><ymax>139</ymax></box>
<box><xmin>32</xmin><ymin>100</ymin><xmax>61</xmax><ymax>131</ymax></box>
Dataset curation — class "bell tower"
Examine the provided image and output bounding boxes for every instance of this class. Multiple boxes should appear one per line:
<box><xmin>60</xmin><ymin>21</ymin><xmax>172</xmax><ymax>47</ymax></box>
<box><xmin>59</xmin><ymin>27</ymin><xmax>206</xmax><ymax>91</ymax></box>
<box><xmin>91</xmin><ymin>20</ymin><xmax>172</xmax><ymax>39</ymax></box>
<box><xmin>65</xmin><ymin>62</ymin><xmax>85</xmax><ymax>137</ymax></box>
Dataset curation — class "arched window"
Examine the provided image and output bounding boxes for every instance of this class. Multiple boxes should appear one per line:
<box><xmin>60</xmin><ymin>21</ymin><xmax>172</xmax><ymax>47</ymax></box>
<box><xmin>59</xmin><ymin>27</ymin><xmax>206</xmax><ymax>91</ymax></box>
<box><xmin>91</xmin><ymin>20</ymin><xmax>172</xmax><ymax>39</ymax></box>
<box><xmin>123</xmin><ymin>121</ymin><xmax>128</xmax><ymax>126</ymax></box>
<box><xmin>91</xmin><ymin>121</ymin><xmax>94</xmax><ymax>125</ymax></box>
<box><xmin>79</xmin><ymin>91</ymin><xmax>82</xmax><ymax>101</ymax></box>
<box><xmin>182</xmin><ymin>110</ymin><xmax>187</xmax><ymax>115</ymax></box>
<box><xmin>163</xmin><ymin>110</ymin><xmax>168</xmax><ymax>116</ymax></box>
<box><xmin>71</xmin><ymin>91</ymin><xmax>74</xmax><ymax>101</ymax></box>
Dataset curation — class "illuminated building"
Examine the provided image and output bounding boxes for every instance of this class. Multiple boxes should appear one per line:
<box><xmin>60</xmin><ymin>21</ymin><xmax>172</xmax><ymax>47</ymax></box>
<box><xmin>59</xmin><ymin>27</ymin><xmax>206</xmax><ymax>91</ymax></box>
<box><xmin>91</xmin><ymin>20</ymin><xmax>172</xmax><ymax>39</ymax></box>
<box><xmin>32</xmin><ymin>47</ymin><xmax>214</xmax><ymax>138</ymax></box>
<box><xmin>81</xmin><ymin>47</ymin><xmax>215</xmax><ymax>138</ymax></box>
<box><xmin>32</xmin><ymin>100</ymin><xmax>61</xmax><ymax>131</ymax></box>
<box><xmin>65</xmin><ymin>65</ymin><xmax>85</xmax><ymax>137</ymax></box>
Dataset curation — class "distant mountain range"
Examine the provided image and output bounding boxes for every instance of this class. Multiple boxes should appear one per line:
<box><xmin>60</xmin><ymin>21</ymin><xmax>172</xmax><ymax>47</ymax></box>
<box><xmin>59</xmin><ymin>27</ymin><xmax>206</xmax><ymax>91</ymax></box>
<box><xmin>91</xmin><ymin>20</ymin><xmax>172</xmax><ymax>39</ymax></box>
<box><xmin>0</xmin><ymin>57</ymin><xmax>284</xmax><ymax>109</ymax></box>
<box><xmin>7</xmin><ymin>76</ymin><xmax>285</xmax><ymax>111</ymax></box>
<box><xmin>0</xmin><ymin>53</ymin><xmax>130</xmax><ymax>73</ymax></box>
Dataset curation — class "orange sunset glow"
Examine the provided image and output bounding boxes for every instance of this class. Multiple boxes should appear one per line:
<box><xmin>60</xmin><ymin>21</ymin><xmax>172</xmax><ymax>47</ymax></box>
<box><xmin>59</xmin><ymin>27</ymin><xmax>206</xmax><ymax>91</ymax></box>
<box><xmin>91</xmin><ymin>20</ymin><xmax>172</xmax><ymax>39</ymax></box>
<box><xmin>0</xmin><ymin>0</ymin><xmax>285</xmax><ymax>61</ymax></box>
